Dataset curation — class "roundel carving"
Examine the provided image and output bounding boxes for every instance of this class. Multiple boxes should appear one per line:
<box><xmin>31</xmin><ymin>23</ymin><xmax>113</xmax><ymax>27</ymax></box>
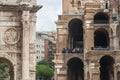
<box><xmin>4</xmin><ymin>28</ymin><xmax>20</xmax><ymax>44</ymax></box>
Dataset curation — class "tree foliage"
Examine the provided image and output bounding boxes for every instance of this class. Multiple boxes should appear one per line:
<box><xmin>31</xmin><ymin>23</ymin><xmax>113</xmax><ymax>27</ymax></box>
<box><xmin>37</xmin><ymin>60</ymin><xmax>49</xmax><ymax>66</ymax></box>
<box><xmin>0</xmin><ymin>61</ymin><xmax>9</xmax><ymax>79</ymax></box>
<box><xmin>36</xmin><ymin>60</ymin><xmax>54</xmax><ymax>80</ymax></box>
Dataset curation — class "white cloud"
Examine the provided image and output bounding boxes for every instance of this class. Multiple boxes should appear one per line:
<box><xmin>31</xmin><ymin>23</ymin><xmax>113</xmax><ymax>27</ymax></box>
<box><xmin>36</xmin><ymin>0</ymin><xmax>62</xmax><ymax>32</ymax></box>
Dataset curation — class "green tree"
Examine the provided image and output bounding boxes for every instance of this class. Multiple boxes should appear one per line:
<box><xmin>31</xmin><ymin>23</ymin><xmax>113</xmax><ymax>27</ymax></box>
<box><xmin>36</xmin><ymin>60</ymin><xmax>54</xmax><ymax>80</ymax></box>
<box><xmin>37</xmin><ymin>60</ymin><xmax>49</xmax><ymax>66</ymax></box>
<box><xmin>0</xmin><ymin>61</ymin><xmax>9</xmax><ymax>79</ymax></box>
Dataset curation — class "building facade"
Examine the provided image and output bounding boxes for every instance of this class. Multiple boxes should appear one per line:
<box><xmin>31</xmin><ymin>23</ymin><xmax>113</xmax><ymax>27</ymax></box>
<box><xmin>36</xmin><ymin>32</ymin><xmax>56</xmax><ymax>63</ymax></box>
<box><xmin>53</xmin><ymin>0</ymin><xmax>120</xmax><ymax>80</ymax></box>
<box><xmin>0</xmin><ymin>0</ymin><xmax>41</xmax><ymax>80</ymax></box>
<box><xmin>36</xmin><ymin>32</ymin><xmax>45</xmax><ymax>62</ymax></box>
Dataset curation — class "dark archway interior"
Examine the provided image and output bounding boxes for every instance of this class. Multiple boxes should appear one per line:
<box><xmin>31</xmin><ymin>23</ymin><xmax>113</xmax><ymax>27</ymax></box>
<box><xmin>67</xmin><ymin>57</ymin><xmax>84</xmax><ymax>80</ymax></box>
<box><xmin>68</xmin><ymin>18</ymin><xmax>83</xmax><ymax>49</ymax></box>
<box><xmin>100</xmin><ymin>55</ymin><xmax>115</xmax><ymax>80</ymax></box>
<box><xmin>0</xmin><ymin>58</ymin><xmax>14</xmax><ymax>80</ymax></box>
<box><xmin>94</xmin><ymin>28</ymin><xmax>109</xmax><ymax>48</ymax></box>
<box><xmin>117</xmin><ymin>71</ymin><xmax>120</xmax><ymax>80</ymax></box>
<box><xmin>94</xmin><ymin>12</ymin><xmax>109</xmax><ymax>24</ymax></box>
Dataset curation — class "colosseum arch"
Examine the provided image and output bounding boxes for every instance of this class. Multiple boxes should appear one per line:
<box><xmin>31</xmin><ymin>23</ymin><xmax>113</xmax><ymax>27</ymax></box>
<box><xmin>94</xmin><ymin>12</ymin><xmax>109</xmax><ymax>24</ymax></box>
<box><xmin>68</xmin><ymin>18</ymin><xmax>83</xmax><ymax>50</ymax></box>
<box><xmin>67</xmin><ymin>57</ymin><xmax>84</xmax><ymax>80</ymax></box>
<box><xmin>99</xmin><ymin>55</ymin><xmax>115</xmax><ymax>80</ymax></box>
<box><xmin>0</xmin><ymin>54</ymin><xmax>16</xmax><ymax>80</ymax></box>
<box><xmin>94</xmin><ymin>28</ymin><xmax>109</xmax><ymax>48</ymax></box>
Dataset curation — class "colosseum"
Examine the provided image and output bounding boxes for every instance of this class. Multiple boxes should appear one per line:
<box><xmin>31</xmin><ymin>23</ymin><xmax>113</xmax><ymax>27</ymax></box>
<box><xmin>53</xmin><ymin>0</ymin><xmax>120</xmax><ymax>80</ymax></box>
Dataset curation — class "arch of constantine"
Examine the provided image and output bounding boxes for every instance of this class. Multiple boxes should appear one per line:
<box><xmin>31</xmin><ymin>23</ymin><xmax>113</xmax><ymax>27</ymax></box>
<box><xmin>0</xmin><ymin>0</ymin><xmax>41</xmax><ymax>80</ymax></box>
<box><xmin>53</xmin><ymin>0</ymin><xmax>120</xmax><ymax>80</ymax></box>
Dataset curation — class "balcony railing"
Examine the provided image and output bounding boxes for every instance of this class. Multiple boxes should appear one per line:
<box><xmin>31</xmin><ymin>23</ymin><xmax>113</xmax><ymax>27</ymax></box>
<box><xmin>94</xmin><ymin>20</ymin><xmax>109</xmax><ymax>24</ymax></box>
<box><xmin>62</xmin><ymin>48</ymin><xmax>84</xmax><ymax>54</ymax></box>
<box><xmin>92</xmin><ymin>47</ymin><xmax>109</xmax><ymax>50</ymax></box>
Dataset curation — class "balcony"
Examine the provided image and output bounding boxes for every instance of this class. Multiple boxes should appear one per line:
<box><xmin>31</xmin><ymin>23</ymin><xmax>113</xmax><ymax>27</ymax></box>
<box><xmin>62</xmin><ymin>48</ymin><xmax>84</xmax><ymax>54</ymax></box>
<box><xmin>92</xmin><ymin>47</ymin><xmax>109</xmax><ymax>51</ymax></box>
<box><xmin>94</xmin><ymin>20</ymin><xmax>109</xmax><ymax>24</ymax></box>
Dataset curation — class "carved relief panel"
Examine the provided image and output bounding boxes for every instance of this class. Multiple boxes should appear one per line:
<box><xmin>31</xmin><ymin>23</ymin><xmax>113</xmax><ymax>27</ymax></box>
<box><xmin>4</xmin><ymin>28</ymin><xmax>20</xmax><ymax>44</ymax></box>
<box><xmin>0</xmin><ymin>27</ymin><xmax>22</xmax><ymax>53</ymax></box>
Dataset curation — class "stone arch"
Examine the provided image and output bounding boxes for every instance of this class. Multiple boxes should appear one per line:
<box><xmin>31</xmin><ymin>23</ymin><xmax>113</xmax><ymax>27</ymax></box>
<box><xmin>66</xmin><ymin>55</ymin><xmax>84</xmax><ymax>64</ymax></box>
<box><xmin>94</xmin><ymin>12</ymin><xmax>109</xmax><ymax>24</ymax></box>
<box><xmin>67</xmin><ymin>57</ymin><xmax>84</xmax><ymax>80</ymax></box>
<box><xmin>0</xmin><ymin>54</ymin><xmax>16</xmax><ymax>80</ymax></box>
<box><xmin>99</xmin><ymin>55</ymin><xmax>115</xmax><ymax>80</ymax></box>
<box><xmin>68</xmin><ymin>18</ymin><xmax>83</xmax><ymax>50</ymax></box>
<box><xmin>94</xmin><ymin>28</ymin><xmax>109</xmax><ymax>48</ymax></box>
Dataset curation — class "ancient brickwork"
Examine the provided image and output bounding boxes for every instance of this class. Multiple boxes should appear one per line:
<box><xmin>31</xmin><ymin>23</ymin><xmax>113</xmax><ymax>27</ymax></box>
<box><xmin>54</xmin><ymin>0</ymin><xmax>120</xmax><ymax>80</ymax></box>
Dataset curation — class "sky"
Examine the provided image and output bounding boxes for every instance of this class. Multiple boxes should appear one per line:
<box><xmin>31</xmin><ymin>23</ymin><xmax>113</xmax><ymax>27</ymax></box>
<box><xmin>36</xmin><ymin>0</ymin><xmax>62</xmax><ymax>32</ymax></box>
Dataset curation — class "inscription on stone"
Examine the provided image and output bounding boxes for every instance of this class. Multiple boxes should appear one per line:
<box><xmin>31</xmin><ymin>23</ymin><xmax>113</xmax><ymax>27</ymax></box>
<box><xmin>0</xmin><ymin>45</ymin><xmax>21</xmax><ymax>53</ymax></box>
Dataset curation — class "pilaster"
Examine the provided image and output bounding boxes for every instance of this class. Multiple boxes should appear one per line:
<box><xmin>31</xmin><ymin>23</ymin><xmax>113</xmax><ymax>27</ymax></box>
<box><xmin>110</xmin><ymin>22</ymin><xmax>119</xmax><ymax>50</ymax></box>
<box><xmin>84</xmin><ymin>20</ymin><xmax>94</xmax><ymax>52</ymax></box>
<box><xmin>22</xmin><ymin>10</ymin><xmax>30</xmax><ymax>80</ymax></box>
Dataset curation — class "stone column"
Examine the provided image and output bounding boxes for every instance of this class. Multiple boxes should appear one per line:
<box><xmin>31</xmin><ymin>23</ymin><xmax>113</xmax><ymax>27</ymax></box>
<box><xmin>114</xmin><ymin>65</ymin><xmax>117</xmax><ymax>80</ymax></box>
<box><xmin>22</xmin><ymin>10</ymin><xmax>30</xmax><ymax>80</ymax></box>
<box><xmin>54</xmin><ymin>68</ymin><xmax>58</xmax><ymax>80</ymax></box>
<box><xmin>110</xmin><ymin>23</ymin><xmax>119</xmax><ymax>50</ymax></box>
<box><xmin>110</xmin><ymin>35</ymin><xmax>114</xmax><ymax>50</ymax></box>
<box><xmin>84</xmin><ymin>59</ymin><xmax>89</xmax><ymax>80</ymax></box>
<box><xmin>113</xmin><ymin>36</ymin><xmax>119</xmax><ymax>50</ymax></box>
<box><xmin>113</xmin><ymin>25</ymin><xmax>119</xmax><ymax>50</ymax></box>
<box><xmin>84</xmin><ymin>20</ymin><xmax>94</xmax><ymax>52</ymax></box>
<box><xmin>29</xmin><ymin>13</ymin><xmax>36</xmax><ymax>80</ymax></box>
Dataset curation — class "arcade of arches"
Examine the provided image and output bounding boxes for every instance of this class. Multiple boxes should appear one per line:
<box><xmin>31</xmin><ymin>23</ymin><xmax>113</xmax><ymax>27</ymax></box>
<box><xmin>55</xmin><ymin>1</ymin><xmax>120</xmax><ymax>80</ymax></box>
<box><xmin>65</xmin><ymin>56</ymin><xmax>119</xmax><ymax>80</ymax></box>
<box><xmin>66</xmin><ymin>17</ymin><xmax>110</xmax><ymax>52</ymax></box>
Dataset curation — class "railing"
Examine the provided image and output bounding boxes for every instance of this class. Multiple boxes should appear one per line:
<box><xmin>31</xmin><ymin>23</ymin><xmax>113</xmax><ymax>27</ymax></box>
<box><xmin>62</xmin><ymin>48</ymin><xmax>84</xmax><ymax>54</ymax></box>
<box><xmin>94</xmin><ymin>20</ymin><xmax>109</xmax><ymax>24</ymax></box>
<box><xmin>92</xmin><ymin>47</ymin><xmax>109</xmax><ymax>50</ymax></box>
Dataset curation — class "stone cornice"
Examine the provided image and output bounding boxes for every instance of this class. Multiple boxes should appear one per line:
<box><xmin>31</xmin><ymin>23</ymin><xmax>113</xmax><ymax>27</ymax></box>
<box><xmin>0</xmin><ymin>4</ymin><xmax>42</xmax><ymax>12</ymax></box>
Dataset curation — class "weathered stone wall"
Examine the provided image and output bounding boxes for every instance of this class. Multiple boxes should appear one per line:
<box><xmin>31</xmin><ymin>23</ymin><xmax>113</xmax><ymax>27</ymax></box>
<box><xmin>54</xmin><ymin>0</ymin><xmax>120</xmax><ymax>80</ymax></box>
<box><xmin>0</xmin><ymin>1</ymin><xmax>41</xmax><ymax>80</ymax></box>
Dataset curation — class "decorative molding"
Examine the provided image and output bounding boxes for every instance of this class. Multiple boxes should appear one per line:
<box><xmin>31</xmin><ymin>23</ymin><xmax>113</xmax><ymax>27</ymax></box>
<box><xmin>0</xmin><ymin>22</ymin><xmax>21</xmax><ymax>27</ymax></box>
<box><xmin>0</xmin><ymin>4</ymin><xmax>42</xmax><ymax>12</ymax></box>
<box><xmin>0</xmin><ymin>44</ymin><xmax>21</xmax><ymax>53</ymax></box>
<box><xmin>29</xmin><ymin>43</ymin><xmax>35</xmax><ymax>53</ymax></box>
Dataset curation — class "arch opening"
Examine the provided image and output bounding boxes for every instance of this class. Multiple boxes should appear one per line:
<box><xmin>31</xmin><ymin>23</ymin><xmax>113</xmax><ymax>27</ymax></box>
<box><xmin>100</xmin><ymin>55</ymin><xmax>115</xmax><ymax>80</ymax></box>
<box><xmin>94</xmin><ymin>12</ymin><xmax>109</xmax><ymax>24</ymax></box>
<box><xmin>67</xmin><ymin>57</ymin><xmax>84</xmax><ymax>80</ymax></box>
<box><xmin>68</xmin><ymin>18</ymin><xmax>83</xmax><ymax>52</ymax></box>
<box><xmin>0</xmin><ymin>58</ymin><xmax>14</xmax><ymax>80</ymax></box>
<box><xmin>94</xmin><ymin>28</ymin><xmax>109</xmax><ymax>48</ymax></box>
<box><xmin>117</xmin><ymin>71</ymin><xmax>120</xmax><ymax>80</ymax></box>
